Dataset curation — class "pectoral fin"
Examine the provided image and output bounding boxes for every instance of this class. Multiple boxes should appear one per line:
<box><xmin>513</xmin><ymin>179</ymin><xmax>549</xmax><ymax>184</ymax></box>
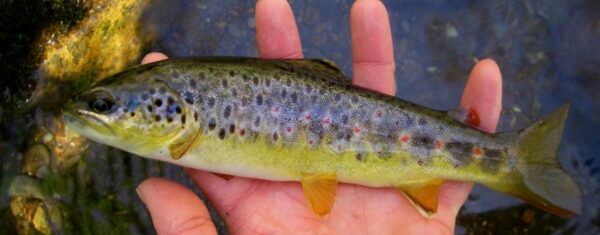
<box><xmin>399</xmin><ymin>179</ymin><xmax>445</xmax><ymax>217</ymax></box>
<box><xmin>300</xmin><ymin>173</ymin><xmax>338</xmax><ymax>216</ymax></box>
<box><xmin>168</xmin><ymin>129</ymin><xmax>200</xmax><ymax>160</ymax></box>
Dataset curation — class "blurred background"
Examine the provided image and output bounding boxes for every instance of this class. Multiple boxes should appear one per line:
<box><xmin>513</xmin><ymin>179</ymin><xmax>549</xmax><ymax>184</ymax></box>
<box><xmin>1</xmin><ymin>0</ymin><xmax>599</xmax><ymax>234</ymax></box>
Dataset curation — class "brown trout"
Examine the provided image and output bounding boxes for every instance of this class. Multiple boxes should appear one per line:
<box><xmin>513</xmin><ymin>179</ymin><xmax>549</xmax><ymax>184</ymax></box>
<box><xmin>63</xmin><ymin>57</ymin><xmax>581</xmax><ymax>217</ymax></box>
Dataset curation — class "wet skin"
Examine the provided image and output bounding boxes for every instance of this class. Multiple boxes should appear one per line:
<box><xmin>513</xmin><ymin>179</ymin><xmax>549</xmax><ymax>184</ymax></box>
<box><xmin>135</xmin><ymin>0</ymin><xmax>502</xmax><ymax>234</ymax></box>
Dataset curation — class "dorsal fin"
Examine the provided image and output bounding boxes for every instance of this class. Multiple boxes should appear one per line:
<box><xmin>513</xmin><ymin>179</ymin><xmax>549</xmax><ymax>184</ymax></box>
<box><xmin>272</xmin><ymin>59</ymin><xmax>349</xmax><ymax>84</ymax></box>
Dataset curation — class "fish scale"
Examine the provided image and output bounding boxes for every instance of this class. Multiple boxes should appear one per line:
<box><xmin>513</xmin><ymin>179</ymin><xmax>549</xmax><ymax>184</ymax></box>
<box><xmin>64</xmin><ymin>57</ymin><xmax>581</xmax><ymax>217</ymax></box>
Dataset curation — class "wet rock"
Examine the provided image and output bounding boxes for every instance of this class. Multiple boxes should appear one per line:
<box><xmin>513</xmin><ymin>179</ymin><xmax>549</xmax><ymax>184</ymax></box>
<box><xmin>9</xmin><ymin>197</ymin><xmax>65</xmax><ymax>235</ymax></box>
<box><xmin>521</xmin><ymin>208</ymin><xmax>536</xmax><ymax>224</ymax></box>
<box><xmin>23</xmin><ymin>144</ymin><xmax>51</xmax><ymax>178</ymax></box>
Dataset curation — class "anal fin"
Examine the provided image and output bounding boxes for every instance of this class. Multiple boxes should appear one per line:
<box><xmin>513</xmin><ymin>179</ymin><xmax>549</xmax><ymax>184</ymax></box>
<box><xmin>300</xmin><ymin>173</ymin><xmax>338</xmax><ymax>217</ymax></box>
<box><xmin>399</xmin><ymin>179</ymin><xmax>445</xmax><ymax>217</ymax></box>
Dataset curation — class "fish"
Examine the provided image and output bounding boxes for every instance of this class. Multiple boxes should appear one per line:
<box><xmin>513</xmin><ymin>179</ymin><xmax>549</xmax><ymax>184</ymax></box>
<box><xmin>62</xmin><ymin>57</ymin><xmax>581</xmax><ymax>218</ymax></box>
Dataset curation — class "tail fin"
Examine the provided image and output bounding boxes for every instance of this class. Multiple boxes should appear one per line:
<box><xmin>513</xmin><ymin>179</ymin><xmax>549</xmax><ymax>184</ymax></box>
<box><xmin>491</xmin><ymin>104</ymin><xmax>581</xmax><ymax>217</ymax></box>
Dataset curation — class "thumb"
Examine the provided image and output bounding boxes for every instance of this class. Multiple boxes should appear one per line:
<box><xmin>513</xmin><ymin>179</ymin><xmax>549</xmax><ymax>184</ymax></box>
<box><xmin>137</xmin><ymin>177</ymin><xmax>218</xmax><ymax>235</ymax></box>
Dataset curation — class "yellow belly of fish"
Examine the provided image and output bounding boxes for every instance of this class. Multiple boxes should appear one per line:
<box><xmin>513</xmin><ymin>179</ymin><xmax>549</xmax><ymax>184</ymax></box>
<box><xmin>174</xmin><ymin>133</ymin><xmax>503</xmax><ymax>188</ymax></box>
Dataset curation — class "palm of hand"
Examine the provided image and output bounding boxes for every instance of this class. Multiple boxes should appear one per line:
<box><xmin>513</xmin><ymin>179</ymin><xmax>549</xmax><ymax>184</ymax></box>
<box><xmin>193</xmin><ymin>174</ymin><xmax>459</xmax><ymax>235</ymax></box>
<box><xmin>137</xmin><ymin>0</ymin><xmax>502</xmax><ymax>234</ymax></box>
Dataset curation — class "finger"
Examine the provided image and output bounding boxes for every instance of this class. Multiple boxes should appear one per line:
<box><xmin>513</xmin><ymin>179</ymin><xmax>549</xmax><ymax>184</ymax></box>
<box><xmin>185</xmin><ymin>168</ymin><xmax>258</xmax><ymax>215</ymax></box>
<box><xmin>137</xmin><ymin>177</ymin><xmax>217</xmax><ymax>235</ymax></box>
<box><xmin>255</xmin><ymin>0</ymin><xmax>303</xmax><ymax>59</ymax></box>
<box><xmin>350</xmin><ymin>0</ymin><xmax>395</xmax><ymax>96</ymax></box>
<box><xmin>141</xmin><ymin>52</ymin><xmax>168</xmax><ymax>64</ymax></box>
<box><xmin>460</xmin><ymin>59</ymin><xmax>503</xmax><ymax>132</ymax></box>
<box><xmin>437</xmin><ymin>58</ymin><xmax>502</xmax><ymax>222</ymax></box>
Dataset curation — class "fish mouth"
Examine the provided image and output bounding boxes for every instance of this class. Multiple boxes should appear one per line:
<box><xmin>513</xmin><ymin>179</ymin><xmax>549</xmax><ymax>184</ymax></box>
<box><xmin>62</xmin><ymin>109</ymin><xmax>115</xmax><ymax>135</ymax></box>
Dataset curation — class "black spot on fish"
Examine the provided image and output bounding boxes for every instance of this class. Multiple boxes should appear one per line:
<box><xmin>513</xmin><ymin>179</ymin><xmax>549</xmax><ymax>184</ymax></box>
<box><xmin>175</xmin><ymin>106</ymin><xmax>181</xmax><ymax>114</ymax></box>
<box><xmin>154</xmin><ymin>115</ymin><xmax>161</xmax><ymax>122</ymax></box>
<box><xmin>290</xmin><ymin>92</ymin><xmax>298</xmax><ymax>104</ymax></box>
<box><xmin>223</xmin><ymin>105</ymin><xmax>231</xmax><ymax>119</ymax></box>
<box><xmin>341</xmin><ymin>114</ymin><xmax>349</xmax><ymax>125</ymax></box>
<box><xmin>189</xmin><ymin>79</ymin><xmax>197</xmax><ymax>89</ymax></box>
<box><xmin>194</xmin><ymin>112</ymin><xmax>198</xmax><ymax>122</ymax></box>
<box><xmin>147</xmin><ymin>105</ymin><xmax>153</xmax><ymax>112</ymax></box>
<box><xmin>130</xmin><ymin>112</ymin><xmax>135</xmax><ymax>117</ymax></box>
<box><xmin>167</xmin><ymin>96</ymin><xmax>175</xmax><ymax>106</ymax></box>
<box><xmin>254</xmin><ymin>116</ymin><xmax>261</xmax><ymax>128</ymax></box>
<box><xmin>256</xmin><ymin>94</ymin><xmax>263</xmax><ymax>106</ymax></box>
<box><xmin>241</xmin><ymin>96</ymin><xmax>249</xmax><ymax>107</ymax></box>
<box><xmin>334</xmin><ymin>93</ymin><xmax>341</xmax><ymax>101</ymax></box>
<box><xmin>184</xmin><ymin>92</ymin><xmax>194</xmax><ymax>104</ymax></box>
<box><xmin>207</xmin><ymin>97</ymin><xmax>215</xmax><ymax>108</ymax></box>
<box><xmin>265</xmin><ymin>79</ymin><xmax>271</xmax><ymax>87</ymax></box>
<box><xmin>141</xmin><ymin>93</ymin><xmax>149</xmax><ymax>101</ymax></box>
<box><xmin>154</xmin><ymin>99</ymin><xmax>163</xmax><ymax>107</ymax></box>
<box><xmin>445</xmin><ymin>142</ymin><xmax>473</xmax><ymax>166</ymax></box>
<box><xmin>228</xmin><ymin>71</ymin><xmax>235</xmax><ymax>77</ymax></box>
<box><xmin>355</xmin><ymin>153</ymin><xmax>366</xmax><ymax>162</ymax></box>
<box><xmin>280</xmin><ymin>88</ymin><xmax>287</xmax><ymax>98</ymax></box>
<box><xmin>418</xmin><ymin>117</ymin><xmax>427</xmax><ymax>126</ymax></box>
<box><xmin>253</xmin><ymin>76</ymin><xmax>259</xmax><ymax>85</ymax></box>
<box><xmin>411</xmin><ymin>135</ymin><xmax>434</xmax><ymax>149</ymax></box>
<box><xmin>272</xmin><ymin>132</ymin><xmax>279</xmax><ymax>142</ymax></box>
<box><xmin>308</xmin><ymin>121</ymin><xmax>324</xmax><ymax>139</ymax></box>
<box><xmin>167</xmin><ymin>116</ymin><xmax>173</xmax><ymax>123</ymax></box>
<box><xmin>344</xmin><ymin>131</ymin><xmax>352</xmax><ymax>142</ymax></box>
<box><xmin>481</xmin><ymin>148</ymin><xmax>503</xmax><ymax>174</ymax></box>
<box><xmin>218</xmin><ymin>128</ymin><xmax>226</xmax><ymax>140</ymax></box>
<box><xmin>208</xmin><ymin>118</ymin><xmax>217</xmax><ymax>130</ymax></box>
<box><xmin>198</xmin><ymin>72</ymin><xmax>206</xmax><ymax>80</ymax></box>
<box><xmin>149</xmin><ymin>88</ymin><xmax>156</xmax><ymax>95</ymax></box>
<box><xmin>231</xmin><ymin>88</ymin><xmax>237</xmax><ymax>97</ymax></box>
<box><xmin>229</xmin><ymin>124</ymin><xmax>235</xmax><ymax>134</ymax></box>
<box><xmin>159</xmin><ymin>87</ymin><xmax>166</xmax><ymax>94</ymax></box>
<box><xmin>181</xmin><ymin>115</ymin><xmax>186</xmax><ymax>124</ymax></box>
<box><xmin>222</xmin><ymin>79</ymin><xmax>229</xmax><ymax>88</ymax></box>
<box><xmin>242</xmin><ymin>74</ymin><xmax>249</xmax><ymax>80</ymax></box>
<box><xmin>404</xmin><ymin>113</ymin><xmax>414</xmax><ymax>126</ymax></box>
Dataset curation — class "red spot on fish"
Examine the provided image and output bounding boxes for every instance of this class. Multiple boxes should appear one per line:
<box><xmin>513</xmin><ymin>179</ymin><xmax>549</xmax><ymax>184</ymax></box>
<box><xmin>466</xmin><ymin>107</ymin><xmax>481</xmax><ymax>127</ymax></box>
<box><xmin>353</xmin><ymin>125</ymin><xmax>361</xmax><ymax>134</ymax></box>
<box><xmin>400</xmin><ymin>135</ymin><xmax>410</xmax><ymax>143</ymax></box>
<box><xmin>304</xmin><ymin>112</ymin><xmax>312</xmax><ymax>121</ymax></box>
<box><xmin>308</xmin><ymin>139</ymin><xmax>314</xmax><ymax>145</ymax></box>
<box><xmin>435</xmin><ymin>140</ymin><xmax>442</xmax><ymax>149</ymax></box>
<box><xmin>473</xmin><ymin>147</ymin><xmax>482</xmax><ymax>156</ymax></box>
<box><xmin>286</xmin><ymin>127</ymin><xmax>292</xmax><ymax>133</ymax></box>
<box><xmin>239</xmin><ymin>128</ymin><xmax>246</xmax><ymax>136</ymax></box>
<box><xmin>322</xmin><ymin>116</ymin><xmax>331</xmax><ymax>125</ymax></box>
<box><xmin>271</xmin><ymin>105</ymin><xmax>281</xmax><ymax>113</ymax></box>
<box><xmin>375</xmin><ymin>111</ymin><xmax>382</xmax><ymax>118</ymax></box>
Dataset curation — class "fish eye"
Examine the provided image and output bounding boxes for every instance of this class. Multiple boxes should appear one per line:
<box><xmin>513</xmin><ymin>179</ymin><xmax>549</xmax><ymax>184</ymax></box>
<box><xmin>88</xmin><ymin>91</ymin><xmax>115</xmax><ymax>113</ymax></box>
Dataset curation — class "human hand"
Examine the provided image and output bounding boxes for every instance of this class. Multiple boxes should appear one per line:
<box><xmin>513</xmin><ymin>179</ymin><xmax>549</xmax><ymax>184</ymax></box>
<box><xmin>136</xmin><ymin>0</ymin><xmax>502</xmax><ymax>234</ymax></box>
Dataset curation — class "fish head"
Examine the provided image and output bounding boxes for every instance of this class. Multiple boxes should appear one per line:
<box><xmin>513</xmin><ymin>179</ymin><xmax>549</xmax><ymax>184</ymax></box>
<box><xmin>63</xmin><ymin>69</ymin><xmax>192</xmax><ymax>158</ymax></box>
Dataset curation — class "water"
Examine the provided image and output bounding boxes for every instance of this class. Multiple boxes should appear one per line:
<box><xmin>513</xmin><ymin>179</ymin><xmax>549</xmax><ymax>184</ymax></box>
<box><xmin>1</xmin><ymin>0</ymin><xmax>599</xmax><ymax>234</ymax></box>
